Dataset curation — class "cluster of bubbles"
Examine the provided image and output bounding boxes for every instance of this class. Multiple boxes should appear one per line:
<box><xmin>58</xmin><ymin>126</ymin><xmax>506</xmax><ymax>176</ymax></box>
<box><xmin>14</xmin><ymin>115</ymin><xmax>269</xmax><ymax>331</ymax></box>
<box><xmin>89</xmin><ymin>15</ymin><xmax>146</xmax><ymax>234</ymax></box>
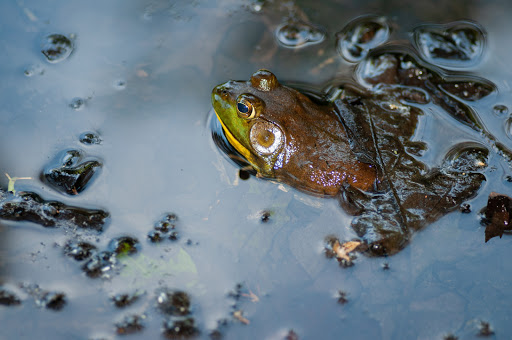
<box><xmin>147</xmin><ymin>213</ymin><xmax>180</xmax><ymax>243</ymax></box>
<box><xmin>25</xmin><ymin>33</ymin><xmax>126</xmax><ymax>109</ymax></box>
<box><xmin>334</xmin><ymin>18</ymin><xmax>486</xmax><ymax>68</ymax></box>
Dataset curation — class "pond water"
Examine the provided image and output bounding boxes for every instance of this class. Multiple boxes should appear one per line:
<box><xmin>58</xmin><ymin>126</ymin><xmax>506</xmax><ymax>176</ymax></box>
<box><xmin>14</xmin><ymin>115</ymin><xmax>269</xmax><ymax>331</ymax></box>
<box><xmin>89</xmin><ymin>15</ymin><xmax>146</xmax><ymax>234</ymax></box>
<box><xmin>1</xmin><ymin>0</ymin><xmax>512</xmax><ymax>339</ymax></box>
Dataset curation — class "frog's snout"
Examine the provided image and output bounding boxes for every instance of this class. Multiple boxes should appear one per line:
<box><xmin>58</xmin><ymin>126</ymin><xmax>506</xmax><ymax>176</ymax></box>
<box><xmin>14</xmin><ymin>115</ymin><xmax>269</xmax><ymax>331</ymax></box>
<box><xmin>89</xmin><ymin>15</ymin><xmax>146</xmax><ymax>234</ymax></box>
<box><xmin>213</xmin><ymin>81</ymin><xmax>235</xmax><ymax>98</ymax></box>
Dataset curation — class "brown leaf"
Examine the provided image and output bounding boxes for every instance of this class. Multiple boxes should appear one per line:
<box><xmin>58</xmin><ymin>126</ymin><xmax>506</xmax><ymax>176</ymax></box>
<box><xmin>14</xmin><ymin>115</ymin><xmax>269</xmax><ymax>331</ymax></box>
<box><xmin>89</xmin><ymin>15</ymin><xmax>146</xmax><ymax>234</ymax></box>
<box><xmin>482</xmin><ymin>192</ymin><xmax>512</xmax><ymax>242</ymax></box>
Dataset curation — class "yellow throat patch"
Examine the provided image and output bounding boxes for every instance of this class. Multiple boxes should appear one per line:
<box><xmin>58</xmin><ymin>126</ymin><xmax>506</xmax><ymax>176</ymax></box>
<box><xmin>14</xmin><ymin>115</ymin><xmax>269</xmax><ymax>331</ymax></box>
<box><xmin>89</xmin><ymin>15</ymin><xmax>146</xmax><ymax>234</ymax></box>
<box><xmin>215</xmin><ymin>111</ymin><xmax>256</xmax><ymax>166</ymax></box>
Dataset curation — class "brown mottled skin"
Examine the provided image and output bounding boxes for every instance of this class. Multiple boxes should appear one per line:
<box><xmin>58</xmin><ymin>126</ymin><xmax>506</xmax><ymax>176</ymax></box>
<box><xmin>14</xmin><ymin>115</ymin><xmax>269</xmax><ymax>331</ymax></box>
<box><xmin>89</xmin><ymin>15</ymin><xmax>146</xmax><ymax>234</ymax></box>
<box><xmin>212</xmin><ymin>70</ymin><xmax>377</xmax><ymax>196</ymax></box>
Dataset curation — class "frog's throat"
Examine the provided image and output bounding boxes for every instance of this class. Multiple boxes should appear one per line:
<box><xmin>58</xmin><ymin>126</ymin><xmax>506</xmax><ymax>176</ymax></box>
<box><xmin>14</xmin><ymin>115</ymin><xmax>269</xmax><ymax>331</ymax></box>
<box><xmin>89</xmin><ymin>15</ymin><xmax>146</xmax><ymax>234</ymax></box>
<box><xmin>215</xmin><ymin>111</ymin><xmax>258</xmax><ymax>168</ymax></box>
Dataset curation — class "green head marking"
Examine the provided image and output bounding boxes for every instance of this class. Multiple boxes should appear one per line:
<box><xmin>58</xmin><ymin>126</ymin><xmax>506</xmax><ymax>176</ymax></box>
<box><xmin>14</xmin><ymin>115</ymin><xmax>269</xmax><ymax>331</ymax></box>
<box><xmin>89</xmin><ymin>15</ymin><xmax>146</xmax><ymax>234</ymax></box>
<box><xmin>211</xmin><ymin>70</ymin><xmax>284</xmax><ymax>175</ymax></box>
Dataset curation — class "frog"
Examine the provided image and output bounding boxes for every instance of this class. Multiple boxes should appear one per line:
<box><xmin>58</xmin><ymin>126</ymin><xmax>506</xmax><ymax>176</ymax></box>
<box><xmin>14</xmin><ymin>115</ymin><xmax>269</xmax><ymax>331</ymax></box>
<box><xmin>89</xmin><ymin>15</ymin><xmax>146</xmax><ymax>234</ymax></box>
<box><xmin>211</xmin><ymin>51</ymin><xmax>493</xmax><ymax>256</ymax></box>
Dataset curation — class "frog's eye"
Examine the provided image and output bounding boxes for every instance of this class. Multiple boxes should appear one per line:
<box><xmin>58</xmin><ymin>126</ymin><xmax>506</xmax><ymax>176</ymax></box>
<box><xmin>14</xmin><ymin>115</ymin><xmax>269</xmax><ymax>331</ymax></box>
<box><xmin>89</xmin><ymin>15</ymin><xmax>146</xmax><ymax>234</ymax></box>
<box><xmin>237</xmin><ymin>101</ymin><xmax>254</xmax><ymax>118</ymax></box>
<box><xmin>250</xmin><ymin>121</ymin><xmax>284</xmax><ymax>156</ymax></box>
<box><xmin>236</xmin><ymin>94</ymin><xmax>260</xmax><ymax>119</ymax></box>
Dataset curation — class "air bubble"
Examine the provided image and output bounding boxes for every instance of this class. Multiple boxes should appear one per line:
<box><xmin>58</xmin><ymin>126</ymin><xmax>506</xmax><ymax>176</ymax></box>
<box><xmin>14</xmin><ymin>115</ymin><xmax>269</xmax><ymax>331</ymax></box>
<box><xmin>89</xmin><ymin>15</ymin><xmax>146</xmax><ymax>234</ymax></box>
<box><xmin>412</xmin><ymin>21</ymin><xmax>485</xmax><ymax>68</ymax></box>
<box><xmin>493</xmin><ymin>104</ymin><xmax>508</xmax><ymax>116</ymax></box>
<box><xmin>275</xmin><ymin>20</ymin><xmax>325</xmax><ymax>48</ymax></box>
<box><xmin>24</xmin><ymin>64</ymin><xmax>45</xmax><ymax>77</ymax></box>
<box><xmin>79</xmin><ymin>132</ymin><xmax>102</xmax><ymax>145</ymax></box>
<box><xmin>69</xmin><ymin>97</ymin><xmax>85</xmax><ymax>110</ymax></box>
<box><xmin>336</xmin><ymin>16</ymin><xmax>390</xmax><ymax>62</ymax></box>
<box><xmin>41</xmin><ymin>34</ymin><xmax>74</xmax><ymax>63</ymax></box>
<box><xmin>442</xmin><ymin>142</ymin><xmax>489</xmax><ymax>172</ymax></box>
<box><xmin>114</xmin><ymin>80</ymin><xmax>126</xmax><ymax>90</ymax></box>
<box><xmin>506</xmin><ymin>118</ymin><xmax>512</xmax><ymax>139</ymax></box>
<box><xmin>250</xmin><ymin>2</ymin><xmax>262</xmax><ymax>12</ymax></box>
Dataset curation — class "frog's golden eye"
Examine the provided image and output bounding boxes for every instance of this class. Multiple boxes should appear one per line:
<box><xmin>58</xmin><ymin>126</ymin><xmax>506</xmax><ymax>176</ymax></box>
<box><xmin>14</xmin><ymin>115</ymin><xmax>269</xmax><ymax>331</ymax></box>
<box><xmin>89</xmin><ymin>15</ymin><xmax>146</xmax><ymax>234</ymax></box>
<box><xmin>236</xmin><ymin>94</ymin><xmax>260</xmax><ymax>119</ymax></box>
<box><xmin>250</xmin><ymin>121</ymin><xmax>284</xmax><ymax>155</ymax></box>
<box><xmin>237</xmin><ymin>101</ymin><xmax>254</xmax><ymax>118</ymax></box>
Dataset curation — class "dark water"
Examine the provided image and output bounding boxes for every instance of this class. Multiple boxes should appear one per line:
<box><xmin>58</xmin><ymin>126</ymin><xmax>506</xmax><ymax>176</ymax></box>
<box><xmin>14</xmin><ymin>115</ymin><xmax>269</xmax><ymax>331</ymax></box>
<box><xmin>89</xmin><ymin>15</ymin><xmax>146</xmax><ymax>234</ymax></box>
<box><xmin>1</xmin><ymin>0</ymin><xmax>512</xmax><ymax>339</ymax></box>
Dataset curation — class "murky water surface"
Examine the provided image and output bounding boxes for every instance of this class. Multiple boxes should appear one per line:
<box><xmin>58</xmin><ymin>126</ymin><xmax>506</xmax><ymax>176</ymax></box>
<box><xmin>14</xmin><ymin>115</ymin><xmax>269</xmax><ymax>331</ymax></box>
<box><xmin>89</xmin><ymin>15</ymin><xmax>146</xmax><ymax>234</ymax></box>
<box><xmin>1</xmin><ymin>0</ymin><xmax>512</xmax><ymax>339</ymax></box>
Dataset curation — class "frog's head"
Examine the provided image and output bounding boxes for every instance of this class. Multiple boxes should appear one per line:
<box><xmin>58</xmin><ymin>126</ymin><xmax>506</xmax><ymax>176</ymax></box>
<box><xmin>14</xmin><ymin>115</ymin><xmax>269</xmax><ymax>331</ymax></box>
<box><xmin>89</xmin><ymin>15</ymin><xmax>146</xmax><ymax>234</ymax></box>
<box><xmin>212</xmin><ymin>69</ymin><xmax>311</xmax><ymax>176</ymax></box>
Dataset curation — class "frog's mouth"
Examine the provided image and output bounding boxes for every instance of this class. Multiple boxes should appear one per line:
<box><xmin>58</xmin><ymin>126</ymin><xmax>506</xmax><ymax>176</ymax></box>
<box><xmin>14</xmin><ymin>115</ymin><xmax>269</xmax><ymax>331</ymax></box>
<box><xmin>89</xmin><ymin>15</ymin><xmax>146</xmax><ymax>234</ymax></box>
<box><xmin>214</xmin><ymin>110</ymin><xmax>256</xmax><ymax>166</ymax></box>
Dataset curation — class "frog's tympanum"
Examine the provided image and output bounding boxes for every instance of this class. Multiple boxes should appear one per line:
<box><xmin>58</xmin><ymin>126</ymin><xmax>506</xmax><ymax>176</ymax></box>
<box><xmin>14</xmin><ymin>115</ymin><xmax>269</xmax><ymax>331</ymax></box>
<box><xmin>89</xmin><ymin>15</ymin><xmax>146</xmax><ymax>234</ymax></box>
<box><xmin>212</xmin><ymin>52</ymin><xmax>492</xmax><ymax>256</ymax></box>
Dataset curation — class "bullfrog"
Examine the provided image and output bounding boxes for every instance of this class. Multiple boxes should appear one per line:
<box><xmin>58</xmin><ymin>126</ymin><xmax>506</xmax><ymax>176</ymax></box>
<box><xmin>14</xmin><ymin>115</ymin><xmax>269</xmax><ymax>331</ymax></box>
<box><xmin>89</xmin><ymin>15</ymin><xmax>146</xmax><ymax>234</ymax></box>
<box><xmin>211</xmin><ymin>52</ymin><xmax>492</xmax><ymax>255</ymax></box>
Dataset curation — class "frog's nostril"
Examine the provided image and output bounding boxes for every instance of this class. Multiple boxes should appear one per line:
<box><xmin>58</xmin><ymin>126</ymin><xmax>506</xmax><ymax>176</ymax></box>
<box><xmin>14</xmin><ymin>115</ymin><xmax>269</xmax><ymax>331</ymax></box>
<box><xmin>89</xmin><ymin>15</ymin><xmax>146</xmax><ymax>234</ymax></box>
<box><xmin>214</xmin><ymin>85</ymin><xmax>228</xmax><ymax>96</ymax></box>
<box><xmin>216</xmin><ymin>86</ymin><xmax>228</xmax><ymax>96</ymax></box>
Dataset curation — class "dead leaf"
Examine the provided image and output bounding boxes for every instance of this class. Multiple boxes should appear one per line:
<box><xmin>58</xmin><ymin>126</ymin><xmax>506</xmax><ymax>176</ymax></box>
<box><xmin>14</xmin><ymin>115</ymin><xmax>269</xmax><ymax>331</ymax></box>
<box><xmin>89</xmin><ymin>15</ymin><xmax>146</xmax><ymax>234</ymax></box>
<box><xmin>332</xmin><ymin>240</ymin><xmax>361</xmax><ymax>262</ymax></box>
<box><xmin>482</xmin><ymin>192</ymin><xmax>512</xmax><ymax>242</ymax></box>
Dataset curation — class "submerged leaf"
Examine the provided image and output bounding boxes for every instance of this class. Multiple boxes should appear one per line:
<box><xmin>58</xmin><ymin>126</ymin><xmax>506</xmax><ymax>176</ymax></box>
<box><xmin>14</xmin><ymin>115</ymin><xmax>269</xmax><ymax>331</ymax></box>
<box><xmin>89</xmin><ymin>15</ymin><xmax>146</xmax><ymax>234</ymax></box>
<box><xmin>338</xmin><ymin>52</ymin><xmax>490</xmax><ymax>255</ymax></box>
<box><xmin>481</xmin><ymin>192</ymin><xmax>512</xmax><ymax>242</ymax></box>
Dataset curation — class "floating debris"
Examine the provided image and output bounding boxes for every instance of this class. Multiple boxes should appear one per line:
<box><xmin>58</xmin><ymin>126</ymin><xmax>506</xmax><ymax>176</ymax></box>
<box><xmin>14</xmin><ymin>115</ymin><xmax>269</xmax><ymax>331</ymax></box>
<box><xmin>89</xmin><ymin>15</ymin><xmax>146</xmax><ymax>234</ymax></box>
<box><xmin>162</xmin><ymin>317</ymin><xmax>199</xmax><ymax>339</ymax></box>
<box><xmin>82</xmin><ymin>251</ymin><xmax>117</xmax><ymax>278</ymax></box>
<box><xmin>23</xmin><ymin>64</ymin><xmax>45</xmax><ymax>77</ymax></box>
<box><xmin>460</xmin><ymin>203</ymin><xmax>472</xmax><ymax>214</ymax></box>
<box><xmin>43</xmin><ymin>149</ymin><xmax>102</xmax><ymax>195</ymax></box>
<box><xmin>286</xmin><ymin>330</ymin><xmax>299</xmax><ymax>340</ymax></box>
<box><xmin>337</xmin><ymin>290</ymin><xmax>348</xmax><ymax>305</ymax></box>
<box><xmin>69</xmin><ymin>97</ymin><xmax>85</xmax><ymax>110</ymax></box>
<box><xmin>325</xmin><ymin>236</ymin><xmax>365</xmax><ymax>267</ymax></box>
<box><xmin>148</xmin><ymin>213</ymin><xmax>180</xmax><ymax>243</ymax></box>
<box><xmin>233</xmin><ymin>310</ymin><xmax>250</xmax><ymax>325</ymax></box>
<box><xmin>111</xmin><ymin>291</ymin><xmax>143</xmax><ymax>308</ymax></box>
<box><xmin>115</xmin><ymin>314</ymin><xmax>145</xmax><ymax>335</ymax></box>
<box><xmin>64</xmin><ymin>240</ymin><xmax>97</xmax><ymax>261</ymax></box>
<box><xmin>156</xmin><ymin>289</ymin><xmax>191</xmax><ymax>316</ymax></box>
<box><xmin>156</xmin><ymin>288</ymin><xmax>199</xmax><ymax>338</ymax></box>
<box><xmin>261</xmin><ymin>211</ymin><xmax>271</xmax><ymax>223</ymax></box>
<box><xmin>478</xmin><ymin>321</ymin><xmax>494</xmax><ymax>337</ymax></box>
<box><xmin>113</xmin><ymin>79</ymin><xmax>126</xmax><ymax>90</ymax></box>
<box><xmin>20</xmin><ymin>283</ymin><xmax>66</xmax><ymax>311</ymax></box>
<box><xmin>481</xmin><ymin>192</ymin><xmax>512</xmax><ymax>242</ymax></box>
<box><xmin>109</xmin><ymin>236</ymin><xmax>140</xmax><ymax>256</ymax></box>
<box><xmin>148</xmin><ymin>230</ymin><xmax>163</xmax><ymax>243</ymax></box>
<box><xmin>0</xmin><ymin>287</ymin><xmax>22</xmax><ymax>306</ymax></box>
<box><xmin>39</xmin><ymin>291</ymin><xmax>66</xmax><ymax>311</ymax></box>
<box><xmin>5</xmin><ymin>173</ymin><xmax>32</xmax><ymax>195</ymax></box>
<box><xmin>0</xmin><ymin>189</ymin><xmax>109</xmax><ymax>231</ymax></box>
